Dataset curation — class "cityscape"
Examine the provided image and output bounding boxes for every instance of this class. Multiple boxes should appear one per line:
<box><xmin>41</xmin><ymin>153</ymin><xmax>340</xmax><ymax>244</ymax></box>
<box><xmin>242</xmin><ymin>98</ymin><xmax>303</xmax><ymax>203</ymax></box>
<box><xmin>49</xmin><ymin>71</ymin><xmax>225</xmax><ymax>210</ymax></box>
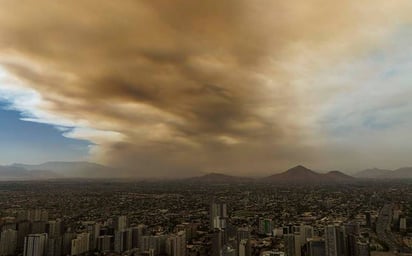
<box><xmin>1</xmin><ymin>1</ymin><xmax>412</xmax><ymax>256</ymax></box>
<box><xmin>0</xmin><ymin>165</ymin><xmax>411</xmax><ymax>255</ymax></box>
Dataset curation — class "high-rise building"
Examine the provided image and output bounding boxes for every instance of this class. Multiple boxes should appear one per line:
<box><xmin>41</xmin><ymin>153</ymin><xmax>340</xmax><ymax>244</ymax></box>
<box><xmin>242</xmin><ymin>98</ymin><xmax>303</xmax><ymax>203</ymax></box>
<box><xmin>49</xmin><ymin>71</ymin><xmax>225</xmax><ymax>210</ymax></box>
<box><xmin>115</xmin><ymin>216</ymin><xmax>128</xmax><ymax>231</ymax></box>
<box><xmin>175</xmin><ymin>223</ymin><xmax>198</xmax><ymax>242</ymax></box>
<box><xmin>325</xmin><ymin>225</ymin><xmax>338</xmax><ymax>256</ymax></box>
<box><xmin>236</xmin><ymin>227</ymin><xmax>250</xmax><ymax>256</ymax></box>
<box><xmin>62</xmin><ymin>232</ymin><xmax>76</xmax><ymax>256</ymax></box>
<box><xmin>31</xmin><ymin>221</ymin><xmax>47</xmax><ymax>234</ymax></box>
<box><xmin>258</xmin><ymin>219</ymin><xmax>273</xmax><ymax>236</ymax></box>
<box><xmin>166</xmin><ymin>231</ymin><xmax>186</xmax><ymax>256</ymax></box>
<box><xmin>325</xmin><ymin>225</ymin><xmax>346</xmax><ymax>256</ymax></box>
<box><xmin>0</xmin><ymin>229</ymin><xmax>17</xmax><ymax>256</ymax></box>
<box><xmin>46</xmin><ymin>220</ymin><xmax>62</xmax><ymax>239</ymax></box>
<box><xmin>23</xmin><ymin>233</ymin><xmax>48</xmax><ymax>256</ymax></box>
<box><xmin>210</xmin><ymin>202</ymin><xmax>228</xmax><ymax>230</ymax></box>
<box><xmin>135</xmin><ymin>224</ymin><xmax>148</xmax><ymax>249</ymax></box>
<box><xmin>114</xmin><ymin>229</ymin><xmax>132</xmax><ymax>252</ymax></box>
<box><xmin>344</xmin><ymin>223</ymin><xmax>360</xmax><ymax>236</ymax></box>
<box><xmin>284</xmin><ymin>233</ymin><xmax>301</xmax><ymax>256</ymax></box>
<box><xmin>130</xmin><ymin>227</ymin><xmax>140</xmax><ymax>249</ymax></box>
<box><xmin>299</xmin><ymin>225</ymin><xmax>314</xmax><ymax>245</ymax></box>
<box><xmin>238</xmin><ymin>239</ymin><xmax>251</xmax><ymax>256</ymax></box>
<box><xmin>82</xmin><ymin>221</ymin><xmax>100</xmax><ymax>251</ymax></box>
<box><xmin>346</xmin><ymin>234</ymin><xmax>357</xmax><ymax>256</ymax></box>
<box><xmin>17</xmin><ymin>221</ymin><xmax>31</xmax><ymax>250</ymax></box>
<box><xmin>212</xmin><ymin>229</ymin><xmax>225</xmax><ymax>256</ymax></box>
<box><xmin>303</xmin><ymin>238</ymin><xmax>325</xmax><ymax>256</ymax></box>
<box><xmin>1</xmin><ymin>219</ymin><xmax>16</xmax><ymax>232</ymax></box>
<box><xmin>71</xmin><ymin>233</ymin><xmax>90</xmax><ymax>256</ymax></box>
<box><xmin>393</xmin><ymin>209</ymin><xmax>401</xmax><ymax>224</ymax></box>
<box><xmin>142</xmin><ymin>235</ymin><xmax>167</xmax><ymax>255</ymax></box>
<box><xmin>27</xmin><ymin>210</ymin><xmax>48</xmax><ymax>222</ymax></box>
<box><xmin>97</xmin><ymin>235</ymin><xmax>113</xmax><ymax>252</ymax></box>
<box><xmin>365</xmin><ymin>212</ymin><xmax>372</xmax><ymax>228</ymax></box>
<box><xmin>47</xmin><ymin>237</ymin><xmax>62</xmax><ymax>256</ymax></box>
<box><xmin>400</xmin><ymin>217</ymin><xmax>407</xmax><ymax>232</ymax></box>
<box><xmin>356</xmin><ymin>241</ymin><xmax>370</xmax><ymax>256</ymax></box>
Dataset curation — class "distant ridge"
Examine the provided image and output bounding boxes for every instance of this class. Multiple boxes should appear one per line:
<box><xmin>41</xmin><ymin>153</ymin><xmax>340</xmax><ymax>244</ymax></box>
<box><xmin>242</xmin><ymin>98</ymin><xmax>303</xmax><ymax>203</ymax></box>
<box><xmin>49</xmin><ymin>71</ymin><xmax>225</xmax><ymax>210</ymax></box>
<box><xmin>0</xmin><ymin>165</ymin><xmax>62</xmax><ymax>180</ymax></box>
<box><xmin>391</xmin><ymin>167</ymin><xmax>412</xmax><ymax>179</ymax></box>
<box><xmin>263</xmin><ymin>165</ymin><xmax>355</xmax><ymax>184</ymax></box>
<box><xmin>11</xmin><ymin>161</ymin><xmax>116</xmax><ymax>179</ymax></box>
<box><xmin>185</xmin><ymin>166</ymin><xmax>356</xmax><ymax>184</ymax></box>
<box><xmin>2</xmin><ymin>161</ymin><xmax>412</xmax><ymax>181</ymax></box>
<box><xmin>354</xmin><ymin>167</ymin><xmax>412</xmax><ymax>179</ymax></box>
<box><xmin>354</xmin><ymin>168</ymin><xmax>392</xmax><ymax>179</ymax></box>
<box><xmin>187</xmin><ymin>172</ymin><xmax>253</xmax><ymax>183</ymax></box>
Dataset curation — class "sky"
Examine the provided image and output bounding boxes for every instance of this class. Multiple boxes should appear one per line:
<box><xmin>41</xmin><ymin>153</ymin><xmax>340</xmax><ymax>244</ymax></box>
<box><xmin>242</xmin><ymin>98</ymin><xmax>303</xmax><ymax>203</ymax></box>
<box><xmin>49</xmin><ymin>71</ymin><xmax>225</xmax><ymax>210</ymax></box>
<box><xmin>0</xmin><ymin>101</ymin><xmax>90</xmax><ymax>164</ymax></box>
<box><xmin>0</xmin><ymin>1</ymin><xmax>411</xmax><ymax>177</ymax></box>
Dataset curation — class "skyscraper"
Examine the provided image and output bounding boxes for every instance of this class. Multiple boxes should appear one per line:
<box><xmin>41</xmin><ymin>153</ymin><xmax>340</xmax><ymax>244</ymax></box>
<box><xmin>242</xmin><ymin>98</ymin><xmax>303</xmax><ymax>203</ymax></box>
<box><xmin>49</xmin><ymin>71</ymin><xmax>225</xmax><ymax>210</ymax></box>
<box><xmin>115</xmin><ymin>216</ymin><xmax>128</xmax><ymax>231</ymax></box>
<box><xmin>325</xmin><ymin>225</ymin><xmax>338</xmax><ymax>256</ymax></box>
<box><xmin>166</xmin><ymin>231</ymin><xmax>186</xmax><ymax>256</ymax></box>
<box><xmin>238</xmin><ymin>239</ymin><xmax>251</xmax><ymax>256</ymax></box>
<box><xmin>210</xmin><ymin>202</ymin><xmax>228</xmax><ymax>230</ymax></box>
<box><xmin>284</xmin><ymin>233</ymin><xmax>301</xmax><ymax>256</ymax></box>
<box><xmin>303</xmin><ymin>238</ymin><xmax>325</xmax><ymax>256</ymax></box>
<box><xmin>47</xmin><ymin>237</ymin><xmax>62</xmax><ymax>256</ymax></box>
<box><xmin>17</xmin><ymin>221</ymin><xmax>31</xmax><ymax>250</ymax></box>
<box><xmin>400</xmin><ymin>217</ymin><xmax>407</xmax><ymax>232</ymax></box>
<box><xmin>325</xmin><ymin>225</ymin><xmax>346</xmax><ymax>256</ymax></box>
<box><xmin>136</xmin><ymin>224</ymin><xmax>148</xmax><ymax>249</ymax></box>
<box><xmin>236</xmin><ymin>227</ymin><xmax>250</xmax><ymax>256</ymax></box>
<box><xmin>82</xmin><ymin>221</ymin><xmax>100</xmax><ymax>251</ymax></box>
<box><xmin>114</xmin><ymin>229</ymin><xmax>132</xmax><ymax>253</ymax></box>
<box><xmin>142</xmin><ymin>234</ymin><xmax>167</xmax><ymax>255</ymax></box>
<box><xmin>27</xmin><ymin>209</ymin><xmax>48</xmax><ymax>222</ymax></box>
<box><xmin>0</xmin><ymin>229</ymin><xmax>17</xmax><ymax>256</ymax></box>
<box><xmin>46</xmin><ymin>220</ymin><xmax>62</xmax><ymax>239</ymax></box>
<box><xmin>258</xmin><ymin>219</ymin><xmax>273</xmax><ymax>236</ymax></box>
<box><xmin>97</xmin><ymin>235</ymin><xmax>113</xmax><ymax>252</ymax></box>
<box><xmin>212</xmin><ymin>229</ymin><xmax>225</xmax><ymax>256</ymax></box>
<box><xmin>71</xmin><ymin>233</ymin><xmax>90</xmax><ymax>256</ymax></box>
<box><xmin>23</xmin><ymin>233</ymin><xmax>48</xmax><ymax>256</ymax></box>
<box><xmin>299</xmin><ymin>225</ymin><xmax>314</xmax><ymax>245</ymax></box>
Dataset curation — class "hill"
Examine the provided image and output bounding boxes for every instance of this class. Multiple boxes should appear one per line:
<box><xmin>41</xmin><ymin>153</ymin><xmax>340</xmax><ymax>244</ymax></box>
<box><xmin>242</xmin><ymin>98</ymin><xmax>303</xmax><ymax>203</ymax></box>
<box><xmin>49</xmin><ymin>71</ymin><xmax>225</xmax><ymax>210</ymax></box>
<box><xmin>264</xmin><ymin>165</ymin><xmax>355</xmax><ymax>184</ymax></box>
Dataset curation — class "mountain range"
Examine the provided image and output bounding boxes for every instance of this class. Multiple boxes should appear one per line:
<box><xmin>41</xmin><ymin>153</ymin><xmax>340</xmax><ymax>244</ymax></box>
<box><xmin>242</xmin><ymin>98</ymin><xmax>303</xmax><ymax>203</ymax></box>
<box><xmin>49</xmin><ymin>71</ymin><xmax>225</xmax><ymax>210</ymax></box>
<box><xmin>187</xmin><ymin>165</ymin><xmax>355</xmax><ymax>184</ymax></box>
<box><xmin>0</xmin><ymin>161</ymin><xmax>115</xmax><ymax>180</ymax></box>
<box><xmin>189</xmin><ymin>165</ymin><xmax>412</xmax><ymax>183</ymax></box>
<box><xmin>0</xmin><ymin>162</ymin><xmax>411</xmax><ymax>181</ymax></box>
<box><xmin>354</xmin><ymin>167</ymin><xmax>412</xmax><ymax>179</ymax></box>
<box><xmin>261</xmin><ymin>165</ymin><xmax>354</xmax><ymax>184</ymax></box>
<box><xmin>0</xmin><ymin>165</ymin><xmax>61</xmax><ymax>180</ymax></box>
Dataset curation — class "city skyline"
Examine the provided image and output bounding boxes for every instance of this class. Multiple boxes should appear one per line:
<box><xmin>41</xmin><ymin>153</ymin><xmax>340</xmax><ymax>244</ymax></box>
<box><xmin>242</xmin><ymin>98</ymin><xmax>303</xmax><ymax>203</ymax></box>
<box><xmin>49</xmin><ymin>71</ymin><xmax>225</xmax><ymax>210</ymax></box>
<box><xmin>1</xmin><ymin>1</ymin><xmax>412</xmax><ymax>177</ymax></box>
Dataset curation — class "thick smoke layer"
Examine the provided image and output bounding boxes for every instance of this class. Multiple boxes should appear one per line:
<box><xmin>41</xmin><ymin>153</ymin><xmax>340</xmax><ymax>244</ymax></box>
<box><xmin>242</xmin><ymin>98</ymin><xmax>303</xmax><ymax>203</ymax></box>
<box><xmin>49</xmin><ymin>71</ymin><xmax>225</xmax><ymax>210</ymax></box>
<box><xmin>0</xmin><ymin>1</ymin><xmax>411</xmax><ymax>176</ymax></box>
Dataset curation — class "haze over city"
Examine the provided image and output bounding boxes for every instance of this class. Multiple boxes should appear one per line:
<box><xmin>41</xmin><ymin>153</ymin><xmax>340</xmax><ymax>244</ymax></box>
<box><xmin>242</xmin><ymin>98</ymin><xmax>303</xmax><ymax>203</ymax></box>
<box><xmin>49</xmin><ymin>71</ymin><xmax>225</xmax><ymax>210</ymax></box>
<box><xmin>1</xmin><ymin>1</ymin><xmax>412</xmax><ymax>178</ymax></box>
